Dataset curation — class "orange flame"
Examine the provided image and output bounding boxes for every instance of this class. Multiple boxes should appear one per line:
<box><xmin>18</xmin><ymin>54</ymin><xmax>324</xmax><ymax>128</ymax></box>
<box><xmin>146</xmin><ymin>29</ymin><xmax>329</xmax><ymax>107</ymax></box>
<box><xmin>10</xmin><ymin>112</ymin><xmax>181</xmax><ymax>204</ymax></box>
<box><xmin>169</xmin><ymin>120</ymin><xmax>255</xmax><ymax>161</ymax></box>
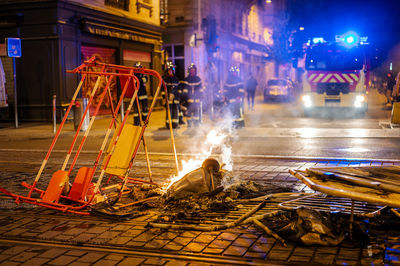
<box><xmin>162</xmin><ymin>129</ymin><xmax>232</xmax><ymax>192</ymax></box>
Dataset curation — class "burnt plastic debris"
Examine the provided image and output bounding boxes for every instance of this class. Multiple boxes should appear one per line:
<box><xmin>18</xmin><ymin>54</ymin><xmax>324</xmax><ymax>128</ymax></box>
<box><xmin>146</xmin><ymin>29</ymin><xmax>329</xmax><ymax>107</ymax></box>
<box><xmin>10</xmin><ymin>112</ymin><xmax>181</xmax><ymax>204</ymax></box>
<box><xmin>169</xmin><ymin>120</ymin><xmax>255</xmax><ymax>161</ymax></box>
<box><xmin>275</xmin><ymin>207</ymin><xmax>345</xmax><ymax>246</ymax></box>
<box><xmin>167</xmin><ymin>158</ymin><xmax>222</xmax><ymax>199</ymax></box>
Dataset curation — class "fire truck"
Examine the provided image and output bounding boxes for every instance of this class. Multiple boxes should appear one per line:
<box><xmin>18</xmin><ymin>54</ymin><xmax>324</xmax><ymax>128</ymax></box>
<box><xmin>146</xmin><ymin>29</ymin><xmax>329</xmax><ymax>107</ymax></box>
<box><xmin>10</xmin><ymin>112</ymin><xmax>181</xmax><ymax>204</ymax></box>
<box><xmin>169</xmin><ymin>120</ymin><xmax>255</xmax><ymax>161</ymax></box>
<box><xmin>301</xmin><ymin>34</ymin><xmax>369</xmax><ymax>116</ymax></box>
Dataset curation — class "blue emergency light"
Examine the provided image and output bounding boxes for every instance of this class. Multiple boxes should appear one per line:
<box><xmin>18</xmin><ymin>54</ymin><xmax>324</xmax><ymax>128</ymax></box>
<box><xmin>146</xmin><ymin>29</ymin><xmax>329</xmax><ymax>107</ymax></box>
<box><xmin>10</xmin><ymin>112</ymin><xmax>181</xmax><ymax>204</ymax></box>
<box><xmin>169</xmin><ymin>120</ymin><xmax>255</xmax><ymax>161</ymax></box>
<box><xmin>345</xmin><ymin>35</ymin><xmax>356</xmax><ymax>44</ymax></box>
<box><xmin>341</xmin><ymin>31</ymin><xmax>360</xmax><ymax>48</ymax></box>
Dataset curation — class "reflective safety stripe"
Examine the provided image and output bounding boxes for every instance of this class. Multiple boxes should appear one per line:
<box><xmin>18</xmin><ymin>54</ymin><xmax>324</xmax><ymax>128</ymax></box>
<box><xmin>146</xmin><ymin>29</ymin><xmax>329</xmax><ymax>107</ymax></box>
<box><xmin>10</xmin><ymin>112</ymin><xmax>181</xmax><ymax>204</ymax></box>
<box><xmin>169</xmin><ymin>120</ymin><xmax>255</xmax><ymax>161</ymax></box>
<box><xmin>193</xmin><ymin>116</ymin><xmax>200</xmax><ymax>120</ymax></box>
<box><xmin>187</xmin><ymin>81</ymin><xmax>201</xmax><ymax>86</ymax></box>
<box><xmin>161</xmin><ymin>91</ymin><xmax>165</xmax><ymax>95</ymax></box>
<box><xmin>195</xmin><ymin>99</ymin><xmax>200</xmax><ymax>103</ymax></box>
<box><xmin>139</xmin><ymin>95</ymin><xmax>148</xmax><ymax>100</ymax></box>
<box><xmin>166</xmin><ymin>83</ymin><xmax>179</xmax><ymax>86</ymax></box>
<box><xmin>188</xmin><ymin>99</ymin><xmax>194</xmax><ymax>103</ymax></box>
<box><xmin>321</xmin><ymin>74</ymin><xmax>331</xmax><ymax>83</ymax></box>
<box><xmin>173</xmin><ymin>100</ymin><xmax>180</xmax><ymax>104</ymax></box>
<box><xmin>234</xmin><ymin>118</ymin><xmax>244</xmax><ymax>122</ymax></box>
<box><xmin>179</xmin><ymin>112</ymin><xmax>183</xmax><ymax>116</ymax></box>
<box><xmin>142</xmin><ymin>112</ymin><xmax>148</xmax><ymax>116</ymax></box>
<box><xmin>168</xmin><ymin>101</ymin><xmax>173</xmax><ymax>104</ymax></box>
<box><xmin>229</xmin><ymin>99</ymin><xmax>237</xmax><ymax>103</ymax></box>
<box><xmin>133</xmin><ymin>113</ymin><xmax>139</xmax><ymax>117</ymax></box>
<box><xmin>343</xmin><ymin>74</ymin><xmax>354</xmax><ymax>83</ymax></box>
<box><xmin>178</xmin><ymin>90</ymin><xmax>182</xmax><ymax>93</ymax></box>
<box><xmin>334</xmin><ymin>74</ymin><xmax>345</xmax><ymax>83</ymax></box>
<box><xmin>167</xmin><ymin>119</ymin><xmax>179</xmax><ymax>123</ymax></box>
<box><xmin>180</xmin><ymin>81</ymin><xmax>188</xmax><ymax>84</ymax></box>
<box><xmin>183</xmin><ymin>89</ymin><xmax>189</xmax><ymax>93</ymax></box>
<box><xmin>239</xmin><ymin>89</ymin><xmax>245</xmax><ymax>93</ymax></box>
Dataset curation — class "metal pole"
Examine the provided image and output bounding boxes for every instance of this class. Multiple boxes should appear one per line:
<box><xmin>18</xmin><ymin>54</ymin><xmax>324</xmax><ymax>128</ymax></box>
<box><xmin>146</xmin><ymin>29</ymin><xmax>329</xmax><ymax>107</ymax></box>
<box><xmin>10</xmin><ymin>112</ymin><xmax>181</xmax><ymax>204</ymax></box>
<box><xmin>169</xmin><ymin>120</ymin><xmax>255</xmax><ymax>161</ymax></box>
<box><xmin>121</xmin><ymin>99</ymin><xmax>125</xmax><ymax>122</ymax></box>
<box><xmin>135</xmin><ymin>96</ymin><xmax>153</xmax><ymax>182</ymax></box>
<box><xmin>13</xmin><ymin>57</ymin><xmax>18</xmax><ymax>128</ymax></box>
<box><xmin>52</xmin><ymin>95</ymin><xmax>56</xmax><ymax>133</ymax></box>
<box><xmin>163</xmin><ymin>81</ymin><xmax>180</xmax><ymax>175</ymax></box>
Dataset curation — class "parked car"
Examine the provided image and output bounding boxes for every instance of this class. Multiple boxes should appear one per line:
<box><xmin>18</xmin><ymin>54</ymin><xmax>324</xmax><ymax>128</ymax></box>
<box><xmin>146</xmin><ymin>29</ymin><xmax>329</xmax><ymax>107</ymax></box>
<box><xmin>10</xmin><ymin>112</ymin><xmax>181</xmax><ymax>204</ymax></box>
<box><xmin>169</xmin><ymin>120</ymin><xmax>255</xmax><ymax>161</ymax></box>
<box><xmin>264</xmin><ymin>79</ymin><xmax>294</xmax><ymax>102</ymax></box>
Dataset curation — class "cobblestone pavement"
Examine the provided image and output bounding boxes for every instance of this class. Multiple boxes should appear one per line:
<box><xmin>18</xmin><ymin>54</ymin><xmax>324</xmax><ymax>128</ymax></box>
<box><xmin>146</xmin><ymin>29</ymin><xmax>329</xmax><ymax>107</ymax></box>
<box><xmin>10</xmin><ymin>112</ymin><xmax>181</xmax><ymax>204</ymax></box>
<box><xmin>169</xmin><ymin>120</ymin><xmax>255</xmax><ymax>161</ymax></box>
<box><xmin>0</xmin><ymin>150</ymin><xmax>399</xmax><ymax>265</ymax></box>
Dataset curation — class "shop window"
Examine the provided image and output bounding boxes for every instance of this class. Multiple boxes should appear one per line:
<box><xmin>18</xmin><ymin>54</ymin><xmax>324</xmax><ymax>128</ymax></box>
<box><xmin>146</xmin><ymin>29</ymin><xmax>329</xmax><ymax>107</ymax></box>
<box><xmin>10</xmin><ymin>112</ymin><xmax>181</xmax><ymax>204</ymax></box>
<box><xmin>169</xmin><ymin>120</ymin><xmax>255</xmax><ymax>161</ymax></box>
<box><xmin>174</xmin><ymin>45</ymin><xmax>184</xmax><ymax>57</ymax></box>
<box><xmin>164</xmin><ymin>44</ymin><xmax>185</xmax><ymax>80</ymax></box>
<box><xmin>105</xmin><ymin>0</ymin><xmax>129</xmax><ymax>11</ymax></box>
<box><xmin>174</xmin><ymin>59</ymin><xmax>185</xmax><ymax>80</ymax></box>
<box><xmin>160</xmin><ymin>0</ymin><xmax>168</xmax><ymax>24</ymax></box>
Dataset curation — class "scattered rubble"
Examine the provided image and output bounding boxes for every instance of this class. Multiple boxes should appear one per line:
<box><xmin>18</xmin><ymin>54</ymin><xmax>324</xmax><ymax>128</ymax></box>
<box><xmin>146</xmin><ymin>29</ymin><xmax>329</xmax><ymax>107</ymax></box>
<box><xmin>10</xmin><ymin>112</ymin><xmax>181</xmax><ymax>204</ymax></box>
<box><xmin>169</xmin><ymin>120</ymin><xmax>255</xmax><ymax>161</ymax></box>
<box><xmin>89</xmin><ymin>162</ymin><xmax>400</xmax><ymax>248</ymax></box>
<box><xmin>267</xmin><ymin>207</ymin><xmax>346</xmax><ymax>246</ymax></box>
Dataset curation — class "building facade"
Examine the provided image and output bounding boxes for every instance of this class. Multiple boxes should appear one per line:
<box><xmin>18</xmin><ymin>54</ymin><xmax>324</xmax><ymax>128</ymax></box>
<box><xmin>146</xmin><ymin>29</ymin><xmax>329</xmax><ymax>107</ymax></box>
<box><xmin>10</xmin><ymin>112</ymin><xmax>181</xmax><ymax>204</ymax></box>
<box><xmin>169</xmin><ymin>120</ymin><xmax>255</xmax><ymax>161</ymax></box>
<box><xmin>0</xmin><ymin>0</ymin><xmax>163</xmax><ymax>121</ymax></box>
<box><xmin>162</xmin><ymin>0</ymin><xmax>280</xmax><ymax>107</ymax></box>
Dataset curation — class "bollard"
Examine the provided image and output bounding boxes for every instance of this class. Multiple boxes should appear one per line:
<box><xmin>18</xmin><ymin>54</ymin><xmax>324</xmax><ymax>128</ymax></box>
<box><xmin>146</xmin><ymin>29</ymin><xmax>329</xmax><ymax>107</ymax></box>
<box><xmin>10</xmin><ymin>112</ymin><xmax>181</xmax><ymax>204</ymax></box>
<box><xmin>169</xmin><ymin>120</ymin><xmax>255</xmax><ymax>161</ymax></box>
<box><xmin>120</xmin><ymin>100</ymin><xmax>125</xmax><ymax>122</ymax></box>
<box><xmin>52</xmin><ymin>95</ymin><xmax>56</xmax><ymax>133</ymax></box>
<box><xmin>74</xmin><ymin>98</ymin><xmax>90</xmax><ymax>131</ymax></box>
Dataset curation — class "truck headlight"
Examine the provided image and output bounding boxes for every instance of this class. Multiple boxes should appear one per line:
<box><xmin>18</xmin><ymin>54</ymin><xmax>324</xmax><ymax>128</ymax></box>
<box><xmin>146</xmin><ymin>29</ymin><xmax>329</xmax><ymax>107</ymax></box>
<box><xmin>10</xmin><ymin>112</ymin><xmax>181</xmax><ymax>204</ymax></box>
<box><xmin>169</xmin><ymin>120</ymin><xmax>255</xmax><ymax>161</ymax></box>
<box><xmin>302</xmin><ymin>95</ymin><xmax>312</xmax><ymax>107</ymax></box>
<box><xmin>354</xmin><ymin>95</ymin><xmax>365</xmax><ymax>108</ymax></box>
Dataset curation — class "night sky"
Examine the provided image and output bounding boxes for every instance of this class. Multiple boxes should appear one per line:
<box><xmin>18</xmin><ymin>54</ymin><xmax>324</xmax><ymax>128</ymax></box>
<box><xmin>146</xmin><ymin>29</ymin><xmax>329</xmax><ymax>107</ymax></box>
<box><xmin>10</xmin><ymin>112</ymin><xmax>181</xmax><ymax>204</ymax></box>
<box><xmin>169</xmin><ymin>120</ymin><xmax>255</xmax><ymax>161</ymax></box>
<box><xmin>287</xmin><ymin>0</ymin><xmax>400</xmax><ymax>54</ymax></box>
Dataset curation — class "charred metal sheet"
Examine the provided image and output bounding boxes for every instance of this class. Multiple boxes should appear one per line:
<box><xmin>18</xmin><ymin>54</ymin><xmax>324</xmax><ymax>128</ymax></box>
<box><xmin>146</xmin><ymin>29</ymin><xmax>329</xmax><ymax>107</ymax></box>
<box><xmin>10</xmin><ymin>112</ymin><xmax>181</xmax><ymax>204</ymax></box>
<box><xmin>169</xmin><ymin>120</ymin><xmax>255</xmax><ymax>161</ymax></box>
<box><xmin>289</xmin><ymin>169</ymin><xmax>400</xmax><ymax>208</ymax></box>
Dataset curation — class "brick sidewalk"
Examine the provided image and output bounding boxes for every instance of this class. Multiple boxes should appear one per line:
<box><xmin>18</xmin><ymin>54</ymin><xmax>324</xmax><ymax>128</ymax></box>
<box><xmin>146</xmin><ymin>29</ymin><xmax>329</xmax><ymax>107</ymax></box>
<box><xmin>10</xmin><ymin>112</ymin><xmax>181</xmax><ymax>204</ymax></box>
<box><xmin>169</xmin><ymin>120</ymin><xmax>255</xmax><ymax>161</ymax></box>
<box><xmin>0</xmin><ymin>151</ymin><xmax>399</xmax><ymax>265</ymax></box>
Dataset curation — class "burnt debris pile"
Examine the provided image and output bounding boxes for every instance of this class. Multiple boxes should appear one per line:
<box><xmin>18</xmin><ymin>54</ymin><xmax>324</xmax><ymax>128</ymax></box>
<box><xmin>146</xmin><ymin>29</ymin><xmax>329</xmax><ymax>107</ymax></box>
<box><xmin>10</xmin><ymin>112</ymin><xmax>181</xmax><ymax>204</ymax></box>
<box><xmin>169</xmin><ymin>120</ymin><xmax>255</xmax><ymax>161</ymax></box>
<box><xmin>90</xmin><ymin>161</ymin><xmax>400</xmax><ymax>248</ymax></box>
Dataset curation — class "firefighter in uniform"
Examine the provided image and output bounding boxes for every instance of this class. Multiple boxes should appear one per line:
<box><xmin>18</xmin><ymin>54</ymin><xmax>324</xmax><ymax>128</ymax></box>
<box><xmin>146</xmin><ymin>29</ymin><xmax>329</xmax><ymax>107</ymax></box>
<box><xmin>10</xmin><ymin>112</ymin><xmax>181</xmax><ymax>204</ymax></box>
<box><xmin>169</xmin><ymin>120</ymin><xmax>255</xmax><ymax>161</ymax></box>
<box><xmin>133</xmin><ymin>62</ymin><xmax>149</xmax><ymax>126</ymax></box>
<box><xmin>223</xmin><ymin>66</ymin><xmax>245</xmax><ymax>128</ymax></box>
<box><xmin>180</xmin><ymin>63</ymin><xmax>203</xmax><ymax>127</ymax></box>
<box><xmin>162</xmin><ymin>61</ymin><xmax>180</xmax><ymax>128</ymax></box>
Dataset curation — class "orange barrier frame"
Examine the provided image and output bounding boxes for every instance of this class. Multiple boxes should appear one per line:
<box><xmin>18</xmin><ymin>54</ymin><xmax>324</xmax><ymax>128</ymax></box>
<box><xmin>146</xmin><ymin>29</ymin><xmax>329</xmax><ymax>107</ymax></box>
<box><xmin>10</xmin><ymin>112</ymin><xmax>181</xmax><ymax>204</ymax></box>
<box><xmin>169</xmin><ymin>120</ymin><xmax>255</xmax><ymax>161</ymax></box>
<box><xmin>0</xmin><ymin>57</ymin><xmax>179</xmax><ymax>215</ymax></box>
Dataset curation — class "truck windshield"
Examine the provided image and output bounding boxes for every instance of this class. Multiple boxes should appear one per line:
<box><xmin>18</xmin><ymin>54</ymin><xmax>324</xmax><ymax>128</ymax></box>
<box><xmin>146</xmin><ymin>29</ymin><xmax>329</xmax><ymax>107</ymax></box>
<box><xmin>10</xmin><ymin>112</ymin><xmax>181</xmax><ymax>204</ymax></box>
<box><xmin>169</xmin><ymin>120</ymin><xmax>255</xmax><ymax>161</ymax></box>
<box><xmin>305</xmin><ymin>45</ymin><xmax>363</xmax><ymax>71</ymax></box>
<box><xmin>268</xmin><ymin>80</ymin><xmax>287</xmax><ymax>86</ymax></box>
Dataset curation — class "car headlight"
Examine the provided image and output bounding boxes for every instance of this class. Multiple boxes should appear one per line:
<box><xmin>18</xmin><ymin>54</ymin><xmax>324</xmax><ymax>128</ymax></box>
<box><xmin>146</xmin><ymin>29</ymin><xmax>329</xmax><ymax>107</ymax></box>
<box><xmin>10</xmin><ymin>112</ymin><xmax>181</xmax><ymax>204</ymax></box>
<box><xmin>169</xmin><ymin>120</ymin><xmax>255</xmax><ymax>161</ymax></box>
<box><xmin>302</xmin><ymin>95</ymin><xmax>312</xmax><ymax>107</ymax></box>
<box><xmin>354</xmin><ymin>95</ymin><xmax>365</xmax><ymax>108</ymax></box>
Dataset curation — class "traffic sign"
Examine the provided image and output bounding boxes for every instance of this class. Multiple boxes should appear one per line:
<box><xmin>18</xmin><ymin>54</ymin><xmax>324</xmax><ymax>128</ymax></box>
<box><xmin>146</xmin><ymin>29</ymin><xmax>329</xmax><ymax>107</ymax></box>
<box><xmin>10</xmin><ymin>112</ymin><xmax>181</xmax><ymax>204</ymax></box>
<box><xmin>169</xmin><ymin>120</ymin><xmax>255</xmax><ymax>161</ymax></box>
<box><xmin>189</xmin><ymin>34</ymin><xmax>197</xmax><ymax>47</ymax></box>
<box><xmin>6</xmin><ymin>38</ymin><xmax>22</xmax><ymax>57</ymax></box>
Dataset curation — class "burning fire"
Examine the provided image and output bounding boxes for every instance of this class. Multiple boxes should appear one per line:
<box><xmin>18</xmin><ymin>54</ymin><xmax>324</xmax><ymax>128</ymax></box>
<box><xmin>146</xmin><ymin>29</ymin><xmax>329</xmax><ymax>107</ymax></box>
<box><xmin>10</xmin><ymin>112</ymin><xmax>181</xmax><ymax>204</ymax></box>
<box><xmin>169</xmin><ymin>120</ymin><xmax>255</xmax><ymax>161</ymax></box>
<box><xmin>164</xmin><ymin>129</ymin><xmax>233</xmax><ymax>191</ymax></box>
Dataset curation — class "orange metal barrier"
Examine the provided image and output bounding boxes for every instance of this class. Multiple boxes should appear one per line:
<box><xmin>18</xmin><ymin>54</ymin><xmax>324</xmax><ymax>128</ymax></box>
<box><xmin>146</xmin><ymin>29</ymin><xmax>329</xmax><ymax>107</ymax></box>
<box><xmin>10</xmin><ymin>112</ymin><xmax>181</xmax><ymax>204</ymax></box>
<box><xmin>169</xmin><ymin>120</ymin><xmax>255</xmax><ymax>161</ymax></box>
<box><xmin>0</xmin><ymin>57</ymin><xmax>179</xmax><ymax>215</ymax></box>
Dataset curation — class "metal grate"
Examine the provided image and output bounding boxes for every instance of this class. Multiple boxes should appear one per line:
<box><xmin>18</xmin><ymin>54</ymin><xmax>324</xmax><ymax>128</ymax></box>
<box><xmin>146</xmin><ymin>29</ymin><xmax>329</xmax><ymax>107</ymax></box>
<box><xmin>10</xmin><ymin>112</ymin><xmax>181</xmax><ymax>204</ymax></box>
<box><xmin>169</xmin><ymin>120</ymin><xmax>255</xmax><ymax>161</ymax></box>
<box><xmin>153</xmin><ymin>193</ymin><xmax>309</xmax><ymax>227</ymax></box>
<box><xmin>278</xmin><ymin>192</ymin><xmax>386</xmax><ymax>217</ymax></box>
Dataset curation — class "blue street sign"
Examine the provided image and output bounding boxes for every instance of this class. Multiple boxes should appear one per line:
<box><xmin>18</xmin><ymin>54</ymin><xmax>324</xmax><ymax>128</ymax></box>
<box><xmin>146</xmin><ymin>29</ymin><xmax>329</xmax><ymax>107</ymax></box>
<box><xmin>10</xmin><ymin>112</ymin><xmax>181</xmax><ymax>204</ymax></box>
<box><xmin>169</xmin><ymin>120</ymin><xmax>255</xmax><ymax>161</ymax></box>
<box><xmin>6</xmin><ymin>38</ymin><xmax>22</xmax><ymax>58</ymax></box>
